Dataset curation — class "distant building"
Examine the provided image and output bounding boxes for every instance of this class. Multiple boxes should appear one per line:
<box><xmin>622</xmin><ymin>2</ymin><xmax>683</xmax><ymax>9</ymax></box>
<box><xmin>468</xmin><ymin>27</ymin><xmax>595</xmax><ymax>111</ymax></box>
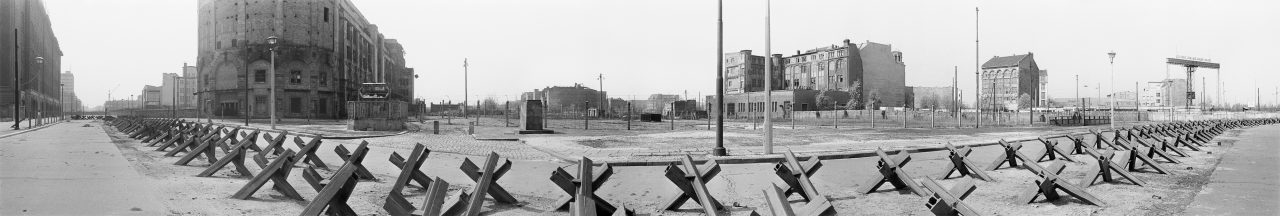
<box><xmin>646</xmin><ymin>94</ymin><xmax>680</xmax><ymax>113</ymax></box>
<box><xmin>428</xmin><ymin>101</ymin><xmax>463</xmax><ymax>113</ymax></box>
<box><xmin>160</xmin><ymin>73</ymin><xmax>196</xmax><ymax>109</ymax></box>
<box><xmin>980</xmin><ymin>53</ymin><xmax>1041</xmax><ymax>111</ymax></box>
<box><xmin>716</xmin><ymin>39</ymin><xmax>908</xmax><ymax>117</ymax></box>
<box><xmin>1141</xmin><ymin>79</ymin><xmax>1188</xmax><ymax>107</ymax></box>
<box><xmin>1111</xmin><ymin>91</ymin><xmax>1138</xmax><ymax>109</ymax></box>
<box><xmin>1039</xmin><ymin>70</ymin><xmax>1049</xmax><ymax>107</ymax></box>
<box><xmin>724</xmin><ymin>50</ymin><xmax>783</xmax><ymax>94</ymax></box>
<box><xmin>780</xmin><ymin>40</ymin><xmax>906</xmax><ymax>108</ymax></box>
<box><xmin>142</xmin><ymin>85</ymin><xmax>162</xmax><ymax>108</ymax></box>
<box><xmin>520</xmin><ymin>83</ymin><xmax>607</xmax><ymax>112</ymax></box>
<box><xmin>60</xmin><ymin>71</ymin><xmax>82</xmax><ymax>113</ymax></box>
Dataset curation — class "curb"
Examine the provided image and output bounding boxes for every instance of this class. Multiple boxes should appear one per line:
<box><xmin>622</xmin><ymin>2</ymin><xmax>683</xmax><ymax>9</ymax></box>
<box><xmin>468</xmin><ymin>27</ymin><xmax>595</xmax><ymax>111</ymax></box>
<box><xmin>200</xmin><ymin>122</ymin><xmax>409</xmax><ymax>140</ymax></box>
<box><xmin>0</xmin><ymin>120</ymin><xmax>65</xmax><ymax>140</ymax></box>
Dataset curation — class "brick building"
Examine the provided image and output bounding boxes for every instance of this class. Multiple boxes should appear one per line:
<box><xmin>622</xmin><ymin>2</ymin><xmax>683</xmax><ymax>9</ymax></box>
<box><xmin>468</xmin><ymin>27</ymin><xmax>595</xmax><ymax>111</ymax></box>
<box><xmin>196</xmin><ymin>0</ymin><xmax>415</xmax><ymax>119</ymax></box>
<box><xmin>1</xmin><ymin>0</ymin><xmax>62</xmax><ymax>120</ymax></box>
<box><xmin>979</xmin><ymin>53</ymin><xmax>1041</xmax><ymax>111</ymax></box>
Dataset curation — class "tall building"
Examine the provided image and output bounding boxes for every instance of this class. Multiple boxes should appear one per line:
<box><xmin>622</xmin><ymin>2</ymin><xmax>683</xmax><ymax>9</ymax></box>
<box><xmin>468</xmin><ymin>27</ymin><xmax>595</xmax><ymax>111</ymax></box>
<box><xmin>979</xmin><ymin>53</ymin><xmax>1041</xmax><ymax>111</ymax></box>
<box><xmin>1038</xmin><ymin>70</ymin><xmax>1048</xmax><ymax>107</ymax></box>
<box><xmin>723</xmin><ymin>50</ymin><xmax>783</xmax><ymax>94</ymax></box>
<box><xmin>160</xmin><ymin>65</ymin><xmax>199</xmax><ymax>109</ymax></box>
<box><xmin>718</xmin><ymin>39</ymin><xmax>907</xmax><ymax>114</ymax></box>
<box><xmin>1</xmin><ymin>0</ymin><xmax>62</xmax><ymax>120</ymax></box>
<box><xmin>196</xmin><ymin>0</ymin><xmax>415</xmax><ymax>119</ymax></box>
<box><xmin>179</xmin><ymin>64</ymin><xmax>198</xmax><ymax>109</ymax></box>
<box><xmin>60</xmin><ymin>71</ymin><xmax>81</xmax><ymax>113</ymax></box>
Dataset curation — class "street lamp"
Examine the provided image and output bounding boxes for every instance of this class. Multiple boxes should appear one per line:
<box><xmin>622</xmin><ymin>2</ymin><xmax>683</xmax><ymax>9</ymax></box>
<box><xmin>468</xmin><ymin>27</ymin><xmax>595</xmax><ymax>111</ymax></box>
<box><xmin>34</xmin><ymin>56</ymin><xmax>43</xmax><ymax>126</ymax></box>
<box><xmin>267</xmin><ymin>36</ymin><xmax>278</xmax><ymax>129</ymax></box>
<box><xmin>1108</xmin><ymin>51</ymin><xmax>1116</xmax><ymax>129</ymax></box>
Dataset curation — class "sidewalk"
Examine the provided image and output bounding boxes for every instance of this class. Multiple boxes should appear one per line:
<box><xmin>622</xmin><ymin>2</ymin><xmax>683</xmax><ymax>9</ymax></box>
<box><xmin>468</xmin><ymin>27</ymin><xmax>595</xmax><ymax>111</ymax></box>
<box><xmin>1185</xmin><ymin>124</ymin><xmax>1280</xmax><ymax>215</ymax></box>
<box><xmin>0</xmin><ymin>120</ymin><xmax>165</xmax><ymax>215</ymax></box>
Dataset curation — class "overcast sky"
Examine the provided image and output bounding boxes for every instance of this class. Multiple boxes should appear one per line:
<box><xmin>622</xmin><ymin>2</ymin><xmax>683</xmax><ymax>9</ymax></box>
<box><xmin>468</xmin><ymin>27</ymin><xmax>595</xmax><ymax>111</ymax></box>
<box><xmin>44</xmin><ymin>0</ymin><xmax>1280</xmax><ymax>108</ymax></box>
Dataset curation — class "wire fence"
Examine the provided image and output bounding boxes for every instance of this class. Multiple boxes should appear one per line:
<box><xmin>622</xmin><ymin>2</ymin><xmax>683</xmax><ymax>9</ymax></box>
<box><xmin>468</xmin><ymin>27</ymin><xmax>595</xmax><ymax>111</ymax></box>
<box><xmin>425</xmin><ymin>107</ymin><xmax>1280</xmax><ymax>131</ymax></box>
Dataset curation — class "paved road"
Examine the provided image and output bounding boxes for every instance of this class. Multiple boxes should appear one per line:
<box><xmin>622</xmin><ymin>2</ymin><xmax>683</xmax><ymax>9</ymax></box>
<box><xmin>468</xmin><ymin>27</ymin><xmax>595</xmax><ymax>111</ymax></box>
<box><xmin>1185</xmin><ymin>124</ymin><xmax>1280</xmax><ymax>215</ymax></box>
<box><xmin>0</xmin><ymin>120</ymin><xmax>165</xmax><ymax>215</ymax></box>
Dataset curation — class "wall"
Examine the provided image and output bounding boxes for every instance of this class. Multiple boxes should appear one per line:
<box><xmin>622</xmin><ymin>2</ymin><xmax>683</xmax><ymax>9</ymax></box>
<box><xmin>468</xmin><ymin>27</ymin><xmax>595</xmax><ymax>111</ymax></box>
<box><xmin>858</xmin><ymin>42</ymin><xmax>906</xmax><ymax>108</ymax></box>
<box><xmin>0</xmin><ymin>0</ymin><xmax>62</xmax><ymax>119</ymax></box>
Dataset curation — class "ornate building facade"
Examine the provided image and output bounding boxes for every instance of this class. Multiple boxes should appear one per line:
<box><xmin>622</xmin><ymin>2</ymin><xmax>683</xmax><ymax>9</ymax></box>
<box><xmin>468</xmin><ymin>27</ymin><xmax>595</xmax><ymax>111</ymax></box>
<box><xmin>196</xmin><ymin>0</ymin><xmax>414</xmax><ymax>119</ymax></box>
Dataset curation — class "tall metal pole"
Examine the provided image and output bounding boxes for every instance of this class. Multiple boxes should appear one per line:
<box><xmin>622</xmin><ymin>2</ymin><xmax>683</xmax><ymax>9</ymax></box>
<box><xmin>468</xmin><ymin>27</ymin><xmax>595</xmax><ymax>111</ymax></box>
<box><xmin>974</xmin><ymin>7</ymin><xmax>981</xmax><ymax>128</ymax></box>
<box><xmin>1108</xmin><ymin>51</ymin><xmax>1115</xmax><ymax>129</ymax></box>
<box><xmin>954</xmin><ymin>66</ymin><xmax>960</xmax><ymax>128</ymax></box>
<box><xmin>468</xmin><ymin>58</ymin><xmax>473</xmax><ymax>124</ymax></box>
<box><xmin>712</xmin><ymin>0</ymin><xmax>726</xmax><ymax>156</ymax></box>
<box><xmin>1075</xmin><ymin>75</ymin><xmax>1079</xmax><ymax>110</ymax></box>
<box><xmin>269</xmin><ymin>45</ymin><xmax>277</xmax><ymax>129</ymax></box>
<box><xmin>12</xmin><ymin>29</ymin><xmax>19</xmax><ymax>130</ymax></box>
<box><xmin>763</xmin><ymin>0</ymin><xmax>774</xmax><ymax>154</ymax></box>
<box><xmin>598</xmin><ymin>73</ymin><xmax>605</xmax><ymax>117</ymax></box>
<box><xmin>172</xmin><ymin>75</ymin><xmax>178</xmax><ymax>119</ymax></box>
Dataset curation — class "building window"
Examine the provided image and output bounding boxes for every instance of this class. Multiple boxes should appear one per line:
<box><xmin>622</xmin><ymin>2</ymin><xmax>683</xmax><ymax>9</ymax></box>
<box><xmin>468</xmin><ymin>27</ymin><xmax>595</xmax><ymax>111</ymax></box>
<box><xmin>323</xmin><ymin>7</ymin><xmax>330</xmax><ymax>22</ymax></box>
<box><xmin>290</xmin><ymin>70</ymin><xmax>302</xmax><ymax>84</ymax></box>
<box><xmin>318</xmin><ymin>72</ymin><xmax>328</xmax><ymax>85</ymax></box>
<box><xmin>254</xmin><ymin>70</ymin><xmax>266</xmax><ymax>83</ymax></box>
<box><xmin>231</xmin><ymin>39</ymin><xmax>237</xmax><ymax>47</ymax></box>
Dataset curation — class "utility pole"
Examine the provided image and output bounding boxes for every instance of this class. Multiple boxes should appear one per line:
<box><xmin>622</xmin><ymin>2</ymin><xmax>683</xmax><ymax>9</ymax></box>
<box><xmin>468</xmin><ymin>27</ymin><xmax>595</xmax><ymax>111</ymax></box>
<box><xmin>12</xmin><ymin>29</ymin><xmax>19</xmax><ymax>130</ymax></box>
<box><xmin>468</xmin><ymin>57</ymin><xmax>473</xmax><ymax>124</ymax></box>
<box><xmin>711</xmin><ymin>0</ymin><xmax>727</xmax><ymax>156</ymax></box>
<box><xmin>598</xmin><ymin>74</ymin><xmax>605</xmax><ymax>117</ymax></box>
<box><xmin>268</xmin><ymin>36</ymin><xmax>279</xmax><ymax>129</ymax></box>
<box><xmin>763</xmin><ymin>0</ymin><xmax>774</xmax><ymax>154</ymax></box>
<box><xmin>172</xmin><ymin>75</ymin><xmax>178</xmax><ymax>119</ymax></box>
<box><xmin>974</xmin><ymin>7</ymin><xmax>981</xmax><ymax>128</ymax></box>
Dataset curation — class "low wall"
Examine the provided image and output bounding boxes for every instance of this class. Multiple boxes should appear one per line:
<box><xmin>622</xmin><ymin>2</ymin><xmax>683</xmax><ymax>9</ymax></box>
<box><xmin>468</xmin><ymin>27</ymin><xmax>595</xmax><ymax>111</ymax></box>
<box><xmin>349</xmin><ymin>118</ymin><xmax>404</xmax><ymax>131</ymax></box>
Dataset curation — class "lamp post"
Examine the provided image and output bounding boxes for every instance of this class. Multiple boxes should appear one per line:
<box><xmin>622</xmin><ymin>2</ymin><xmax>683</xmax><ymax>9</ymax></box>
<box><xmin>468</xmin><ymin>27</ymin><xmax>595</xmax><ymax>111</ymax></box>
<box><xmin>60</xmin><ymin>83</ymin><xmax>64</xmax><ymax>121</ymax></box>
<box><xmin>267</xmin><ymin>36</ymin><xmax>278</xmax><ymax>129</ymax></box>
<box><xmin>35</xmin><ymin>57</ymin><xmax>43</xmax><ymax>126</ymax></box>
<box><xmin>171</xmin><ymin>74</ymin><xmax>178</xmax><ymax>119</ymax></box>
<box><xmin>1108</xmin><ymin>51</ymin><xmax>1116</xmax><ymax>129</ymax></box>
<box><xmin>711</xmin><ymin>0</ymin><xmax>727</xmax><ymax>156</ymax></box>
<box><xmin>11</xmin><ymin>28</ymin><xmax>18</xmax><ymax>130</ymax></box>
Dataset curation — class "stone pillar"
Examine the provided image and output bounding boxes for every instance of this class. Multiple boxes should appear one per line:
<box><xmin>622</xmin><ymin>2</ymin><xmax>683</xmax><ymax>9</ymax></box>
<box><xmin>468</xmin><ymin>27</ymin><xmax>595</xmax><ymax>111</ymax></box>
<box><xmin>519</xmin><ymin>100</ymin><xmax>552</xmax><ymax>134</ymax></box>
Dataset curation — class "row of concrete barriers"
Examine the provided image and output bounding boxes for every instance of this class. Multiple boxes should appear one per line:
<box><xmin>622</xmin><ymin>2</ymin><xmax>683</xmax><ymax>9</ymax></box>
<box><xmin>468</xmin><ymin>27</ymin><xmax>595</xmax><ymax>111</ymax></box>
<box><xmin>105</xmin><ymin>116</ymin><xmax>1279</xmax><ymax>216</ymax></box>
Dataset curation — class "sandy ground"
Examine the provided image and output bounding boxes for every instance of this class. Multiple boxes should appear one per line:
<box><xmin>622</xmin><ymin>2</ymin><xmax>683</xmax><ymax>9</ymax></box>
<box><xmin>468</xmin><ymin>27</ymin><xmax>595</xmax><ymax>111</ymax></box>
<box><xmin>100</xmin><ymin>120</ymin><xmax>1244</xmax><ymax>215</ymax></box>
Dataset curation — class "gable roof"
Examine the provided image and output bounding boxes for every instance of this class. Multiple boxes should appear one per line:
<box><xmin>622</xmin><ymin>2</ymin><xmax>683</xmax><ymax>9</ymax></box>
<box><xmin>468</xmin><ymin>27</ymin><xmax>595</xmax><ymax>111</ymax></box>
<box><xmin>982</xmin><ymin>53</ymin><xmax>1031</xmax><ymax>69</ymax></box>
